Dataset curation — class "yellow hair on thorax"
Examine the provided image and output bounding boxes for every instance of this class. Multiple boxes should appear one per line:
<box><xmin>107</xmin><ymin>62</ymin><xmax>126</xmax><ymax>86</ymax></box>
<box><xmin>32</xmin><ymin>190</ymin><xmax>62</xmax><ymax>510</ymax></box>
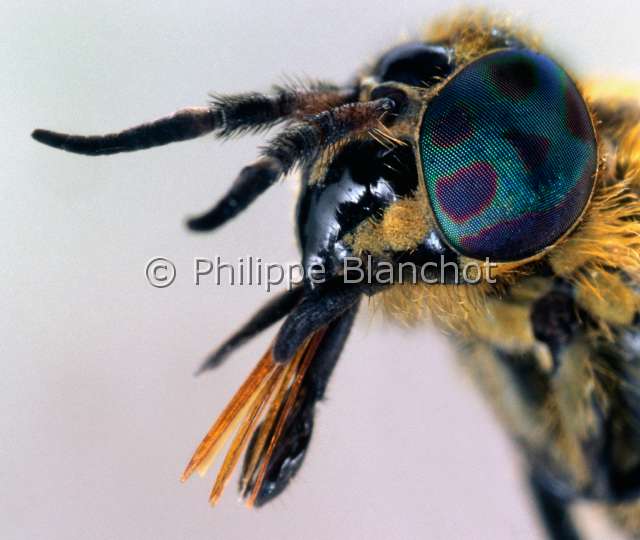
<box><xmin>550</xmin><ymin>181</ymin><xmax>640</xmax><ymax>278</ymax></box>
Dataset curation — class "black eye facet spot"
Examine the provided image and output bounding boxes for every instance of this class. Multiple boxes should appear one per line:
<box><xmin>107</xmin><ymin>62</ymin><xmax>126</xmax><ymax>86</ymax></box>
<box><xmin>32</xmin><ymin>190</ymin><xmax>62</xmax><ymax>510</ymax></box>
<box><xmin>373</xmin><ymin>42</ymin><xmax>455</xmax><ymax>87</ymax></box>
<box><xmin>504</xmin><ymin>129</ymin><xmax>551</xmax><ymax>173</ymax></box>
<box><xmin>564</xmin><ymin>84</ymin><xmax>594</xmax><ymax>141</ymax></box>
<box><xmin>490</xmin><ymin>57</ymin><xmax>538</xmax><ymax>99</ymax></box>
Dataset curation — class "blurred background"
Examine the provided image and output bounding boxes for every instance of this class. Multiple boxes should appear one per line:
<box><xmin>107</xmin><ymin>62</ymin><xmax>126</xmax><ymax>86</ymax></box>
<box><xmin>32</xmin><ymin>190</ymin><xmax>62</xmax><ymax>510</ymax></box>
<box><xmin>3</xmin><ymin>1</ymin><xmax>638</xmax><ymax>538</ymax></box>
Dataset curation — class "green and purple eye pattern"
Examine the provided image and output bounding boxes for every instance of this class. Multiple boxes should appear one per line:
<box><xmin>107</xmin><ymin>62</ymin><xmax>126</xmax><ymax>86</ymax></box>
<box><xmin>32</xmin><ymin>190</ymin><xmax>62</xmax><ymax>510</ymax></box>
<box><xmin>419</xmin><ymin>48</ymin><xmax>597</xmax><ymax>261</ymax></box>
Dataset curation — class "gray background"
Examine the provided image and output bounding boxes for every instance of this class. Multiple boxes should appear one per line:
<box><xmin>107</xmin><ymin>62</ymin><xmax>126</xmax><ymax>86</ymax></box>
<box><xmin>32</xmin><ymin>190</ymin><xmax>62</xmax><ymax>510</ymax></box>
<box><xmin>3</xmin><ymin>1</ymin><xmax>638</xmax><ymax>538</ymax></box>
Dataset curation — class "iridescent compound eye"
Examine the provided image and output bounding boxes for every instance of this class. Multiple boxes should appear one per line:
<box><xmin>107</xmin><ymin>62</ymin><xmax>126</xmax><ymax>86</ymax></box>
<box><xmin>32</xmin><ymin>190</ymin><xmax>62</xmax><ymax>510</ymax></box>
<box><xmin>419</xmin><ymin>49</ymin><xmax>597</xmax><ymax>261</ymax></box>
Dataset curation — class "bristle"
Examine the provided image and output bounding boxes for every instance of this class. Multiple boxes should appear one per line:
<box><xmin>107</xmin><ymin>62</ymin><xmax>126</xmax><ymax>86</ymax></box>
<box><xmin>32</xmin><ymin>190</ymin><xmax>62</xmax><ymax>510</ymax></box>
<box><xmin>183</xmin><ymin>329</ymin><xmax>331</xmax><ymax>505</ymax></box>
<box><xmin>246</xmin><ymin>329</ymin><xmax>325</xmax><ymax>506</ymax></box>
<box><xmin>208</xmin><ymin>366</ymin><xmax>282</xmax><ymax>504</ymax></box>
<box><xmin>181</xmin><ymin>350</ymin><xmax>275</xmax><ymax>482</ymax></box>
<box><xmin>195</xmin><ymin>396</ymin><xmax>252</xmax><ymax>478</ymax></box>
<box><xmin>239</xmin><ymin>350</ymin><xmax>301</xmax><ymax>495</ymax></box>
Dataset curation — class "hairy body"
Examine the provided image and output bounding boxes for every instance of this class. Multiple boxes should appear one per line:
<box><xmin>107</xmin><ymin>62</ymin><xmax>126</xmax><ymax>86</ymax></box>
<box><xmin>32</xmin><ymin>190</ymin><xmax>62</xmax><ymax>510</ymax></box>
<box><xmin>32</xmin><ymin>11</ymin><xmax>640</xmax><ymax>539</ymax></box>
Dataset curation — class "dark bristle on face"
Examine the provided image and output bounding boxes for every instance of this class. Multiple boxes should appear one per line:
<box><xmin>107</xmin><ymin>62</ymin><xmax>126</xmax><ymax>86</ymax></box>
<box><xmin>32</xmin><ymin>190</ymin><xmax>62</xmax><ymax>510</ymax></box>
<box><xmin>373</xmin><ymin>42</ymin><xmax>455</xmax><ymax>87</ymax></box>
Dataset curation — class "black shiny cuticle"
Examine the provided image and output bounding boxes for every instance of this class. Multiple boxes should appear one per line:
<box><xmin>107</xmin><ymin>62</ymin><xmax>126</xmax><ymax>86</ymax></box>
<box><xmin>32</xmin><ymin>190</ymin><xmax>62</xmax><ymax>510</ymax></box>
<box><xmin>296</xmin><ymin>140</ymin><xmax>419</xmax><ymax>279</ymax></box>
<box><xmin>373</xmin><ymin>42</ymin><xmax>455</xmax><ymax>87</ymax></box>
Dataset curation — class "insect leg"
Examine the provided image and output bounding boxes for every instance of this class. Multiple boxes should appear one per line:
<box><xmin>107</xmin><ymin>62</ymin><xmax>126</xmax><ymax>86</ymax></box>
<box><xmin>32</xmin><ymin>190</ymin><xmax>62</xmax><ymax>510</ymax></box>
<box><xmin>585</xmin><ymin>329</ymin><xmax>640</xmax><ymax>503</ymax></box>
<box><xmin>528</xmin><ymin>471</ymin><xmax>581</xmax><ymax>540</ymax></box>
